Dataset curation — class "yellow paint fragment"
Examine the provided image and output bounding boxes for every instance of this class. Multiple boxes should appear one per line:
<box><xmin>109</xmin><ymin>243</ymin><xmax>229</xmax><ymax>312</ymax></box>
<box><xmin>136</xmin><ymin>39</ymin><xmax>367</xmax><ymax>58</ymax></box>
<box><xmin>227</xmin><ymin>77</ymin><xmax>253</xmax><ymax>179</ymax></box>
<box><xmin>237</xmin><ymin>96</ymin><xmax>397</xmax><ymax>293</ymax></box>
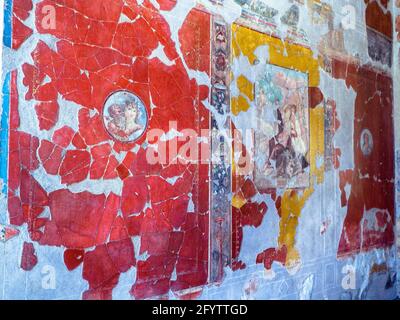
<box><xmin>232</xmin><ymin>95</ymin><xmax>251</xmax><ymax>116</ymax></box>
<box><xmin>232</xmin><ymin>193</ymin><xmax>247</xmax><ymax>209</ymax></box>
<box><xmin>310</xmin><ymin>106</ymin><xmax>325</xmax><ymax>185</ymax></box>
<box><xmin>237</xmin><ymin>75</ymin><xmax>254</xmax><ymax>101</ymax></box>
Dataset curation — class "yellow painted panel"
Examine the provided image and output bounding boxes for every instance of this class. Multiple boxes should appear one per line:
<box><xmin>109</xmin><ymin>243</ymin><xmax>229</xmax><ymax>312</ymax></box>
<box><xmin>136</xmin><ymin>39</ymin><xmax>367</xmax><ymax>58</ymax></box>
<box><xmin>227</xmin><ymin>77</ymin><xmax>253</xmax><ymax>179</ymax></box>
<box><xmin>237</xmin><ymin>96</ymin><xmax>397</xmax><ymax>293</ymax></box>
<box><xmin>231</xmin><ymin>23</ymin><xmax>324</xmax><ymax>271</ymax></box>
<box><xmin>231</xmin><ymin>24</ymin><xmax>320</xmax><ymax>87</ymax></box>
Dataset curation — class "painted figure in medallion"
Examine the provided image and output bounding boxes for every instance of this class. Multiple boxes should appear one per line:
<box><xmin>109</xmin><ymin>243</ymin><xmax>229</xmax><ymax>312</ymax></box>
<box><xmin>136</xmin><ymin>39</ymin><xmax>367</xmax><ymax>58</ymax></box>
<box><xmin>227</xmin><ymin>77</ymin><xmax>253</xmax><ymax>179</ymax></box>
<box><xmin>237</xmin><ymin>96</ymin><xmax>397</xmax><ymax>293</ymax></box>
<box><xmin>103</xmin><ymin>91</ymin><xmax>148</xmax><ymax>142</ymax></box>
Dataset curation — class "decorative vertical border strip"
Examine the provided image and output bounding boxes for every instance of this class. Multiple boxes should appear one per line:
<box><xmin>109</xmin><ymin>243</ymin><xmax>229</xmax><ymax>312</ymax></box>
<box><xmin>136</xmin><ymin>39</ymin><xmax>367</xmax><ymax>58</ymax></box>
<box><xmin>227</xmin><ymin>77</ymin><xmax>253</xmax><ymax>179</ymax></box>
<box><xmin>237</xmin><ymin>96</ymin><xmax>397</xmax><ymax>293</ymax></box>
<box><xmin>324</xmin><ymin>99</ymin><xmax>336</xmax><ymax>172</ymax></box>
<box><xmin>0</xmin><ymin>72</ymin><xmax>10</xmax><ymax>195</ymax></box>
<box><xmin>396</xmin><ymin>149</ymin><xmax>400</xmax><ymax>298</ymax></box>
<box><xmin>209</xmin><ymin>15</ymin><xmax>231</xmax><ymax>284</ymax></box>
<box><xmin>394</xmin><ymin>0</ymin><xmax>400</xmax><ymax>300</ymax></box>
<box><xmin>1</xmin><ymin>0</ymin><xmax>13</xmax><ymax>201</ymax></box>
<box><xmin>3</xmin><ymin>0</ymin><xmax>12</xmax><ymax>48</ymax></box>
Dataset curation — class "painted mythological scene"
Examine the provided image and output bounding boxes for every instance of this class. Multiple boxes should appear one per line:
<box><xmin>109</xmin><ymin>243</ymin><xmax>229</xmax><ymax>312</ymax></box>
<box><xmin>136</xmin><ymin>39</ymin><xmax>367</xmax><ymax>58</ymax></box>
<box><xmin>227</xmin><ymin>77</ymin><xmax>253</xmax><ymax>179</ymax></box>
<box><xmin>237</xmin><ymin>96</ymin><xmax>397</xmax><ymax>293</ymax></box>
<box><xmin>254</xmin><ymin>64</ymin><xmax>309</xmax><ymax>189</ymax></box>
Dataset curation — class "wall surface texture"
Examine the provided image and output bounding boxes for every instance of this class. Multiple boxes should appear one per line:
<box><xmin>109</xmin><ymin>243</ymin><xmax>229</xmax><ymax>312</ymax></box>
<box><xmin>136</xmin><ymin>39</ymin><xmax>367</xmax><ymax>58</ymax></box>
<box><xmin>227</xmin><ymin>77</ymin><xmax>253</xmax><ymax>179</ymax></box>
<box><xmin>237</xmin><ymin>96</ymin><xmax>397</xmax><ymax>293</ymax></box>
<box><xmin>0</xmin><ymin>0</ymin><xmax>398</xmax><ymax>300</ymax></box>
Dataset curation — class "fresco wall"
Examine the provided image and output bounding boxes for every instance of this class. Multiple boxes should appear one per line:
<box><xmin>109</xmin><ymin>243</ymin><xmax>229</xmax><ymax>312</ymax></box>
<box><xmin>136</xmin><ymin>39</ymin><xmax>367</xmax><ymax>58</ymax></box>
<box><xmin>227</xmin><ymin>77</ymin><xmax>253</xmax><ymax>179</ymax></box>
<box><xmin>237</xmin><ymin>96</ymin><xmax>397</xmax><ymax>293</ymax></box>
<box><xmin>0</xmin><ymin>0</ymin><xmax>398</xmax><ymax>300</ymax></box>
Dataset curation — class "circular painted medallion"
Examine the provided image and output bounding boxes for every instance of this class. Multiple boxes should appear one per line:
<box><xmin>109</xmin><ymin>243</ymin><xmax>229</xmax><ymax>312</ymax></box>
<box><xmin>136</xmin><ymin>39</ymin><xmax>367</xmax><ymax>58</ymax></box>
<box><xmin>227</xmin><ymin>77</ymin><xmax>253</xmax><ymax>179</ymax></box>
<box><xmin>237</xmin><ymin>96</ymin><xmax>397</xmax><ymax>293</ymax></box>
<box><xmin>103</xmin><ymin>91</ymin><xmax>148</xmax><ymax>142</ymax></box>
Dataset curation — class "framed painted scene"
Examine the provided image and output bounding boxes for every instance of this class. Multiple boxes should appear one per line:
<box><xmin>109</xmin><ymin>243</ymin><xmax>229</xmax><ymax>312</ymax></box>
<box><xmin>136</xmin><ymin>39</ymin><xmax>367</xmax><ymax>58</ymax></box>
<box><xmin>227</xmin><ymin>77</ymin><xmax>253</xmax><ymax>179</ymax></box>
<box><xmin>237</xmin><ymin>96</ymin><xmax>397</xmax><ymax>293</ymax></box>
<box><xmin>253</xmin><ymin>64</ymin><xmax>310</xmax><ymax>189</ymax></box>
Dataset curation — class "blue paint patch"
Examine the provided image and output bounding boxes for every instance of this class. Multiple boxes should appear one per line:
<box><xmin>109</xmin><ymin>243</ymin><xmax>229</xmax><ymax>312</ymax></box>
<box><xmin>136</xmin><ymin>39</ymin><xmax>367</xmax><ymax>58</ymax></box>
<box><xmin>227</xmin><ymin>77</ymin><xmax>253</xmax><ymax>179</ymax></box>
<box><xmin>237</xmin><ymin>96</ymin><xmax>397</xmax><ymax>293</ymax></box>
<box><xmin>0</xmin><ymin>72</ymin><xmax>11</xmax><ymax>194</ymax></box>
<box><xmin>3</xmin><ymin>0</ymin><xmax>13</xmax><ymax>48</ymax></box>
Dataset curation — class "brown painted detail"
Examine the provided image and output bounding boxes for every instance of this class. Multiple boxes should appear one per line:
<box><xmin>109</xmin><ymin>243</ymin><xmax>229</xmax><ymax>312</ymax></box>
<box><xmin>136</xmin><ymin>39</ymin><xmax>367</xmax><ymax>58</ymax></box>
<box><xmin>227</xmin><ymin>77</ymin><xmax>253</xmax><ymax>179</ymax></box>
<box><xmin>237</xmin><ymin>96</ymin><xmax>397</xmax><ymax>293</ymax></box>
<box><xmin>365</xmin><ymin>0</ymin><xmax>393</xmax><ymax>39</ymax></box>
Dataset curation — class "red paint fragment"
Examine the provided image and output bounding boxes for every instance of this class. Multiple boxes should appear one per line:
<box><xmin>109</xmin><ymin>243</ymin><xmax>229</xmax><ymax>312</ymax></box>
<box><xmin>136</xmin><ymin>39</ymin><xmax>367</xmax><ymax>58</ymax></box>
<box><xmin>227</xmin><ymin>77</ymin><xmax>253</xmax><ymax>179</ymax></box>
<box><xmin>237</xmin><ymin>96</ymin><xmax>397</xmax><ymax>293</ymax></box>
<box><xmin>35</xmin><ymin>101</ymin><xmax>59</xmax><ymax>131</ymax></box>
<box><xmin>59</xmin><ymin>150</ymin><xmax>91</xmax><ymax>185</ymax></box>
<box><xmin>52</xmin><ymin>126</ymin><xmax>75</xmax><ymax>148</ymax></box>
<box><xmin>121</xmin><ymin>176</ymin><xmax>148</xmax><ymax>217</ymax></box>
<box><xmin>21</xmin><ymin>242</ymin><xmax>38</xmax><ymax>271</ymax></box>
<box><xmin>13</xmin><ymin>0</ymin><xmax>33</xmax><ymax>21</ymax></box>
<box><xmin>64</xmin><ymin>249</ymin><xmax>85</xmax><ymax>271</ymax></box>
<box><xmin>41</xmin><ymin>190</ymin><xmax>118</xmax><ymax>249</ymax></box>
<box><xmin>82</xmin><ymin>239</ymin><xmax>135</xmax><ymax>299</ymax></box>
<box><xmin>12</xmin><ymin>17</ymin><xmax>33</xmax><ymax>50</ymax></box>
<box><xmin>256</xmin><ymin>245</ymin><xmax>287</xmax><ymax>270</ymax></box>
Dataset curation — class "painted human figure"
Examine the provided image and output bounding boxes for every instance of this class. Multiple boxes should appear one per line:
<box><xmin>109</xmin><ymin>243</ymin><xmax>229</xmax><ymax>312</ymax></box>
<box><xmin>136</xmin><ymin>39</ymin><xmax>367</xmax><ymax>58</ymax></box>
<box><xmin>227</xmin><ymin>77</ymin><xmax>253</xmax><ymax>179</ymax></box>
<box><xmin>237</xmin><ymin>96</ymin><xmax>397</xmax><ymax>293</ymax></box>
<box><xmin>361</xmin><ymin>131</ymin><xmax>373</xmax><ymax>156</ymax></box>
<box><xmin>106</xmin><ymin>104</ymin><xmax>126</xmax><ymax>136</ymax></box>
<box><xmin>283</xmin><ymin>104</ymin><xmax>307</xmax><ymax>156</ymax></box>
<box><xmin>106</xmin><ymin>101</ymin><xmax>143</xmax><ymax>139</ymax></box>
<box><xmin>274</xmin><ymin>72</ymin><xmax>306</xmax><ymax>107</ymax></box>
<box><xmin>256</xmin><ymin>87</ymin><xmax>279</xmax><ymax>177</ymax></box>
<box><xmin>266</xmin><ymin>104</ymin><xmax>308</xmax><ymax>179</ymax></box>
<box><xmin>124</xmin><ymin>101</ymin><xmax>143</xmax><ymax>136</ymax></box>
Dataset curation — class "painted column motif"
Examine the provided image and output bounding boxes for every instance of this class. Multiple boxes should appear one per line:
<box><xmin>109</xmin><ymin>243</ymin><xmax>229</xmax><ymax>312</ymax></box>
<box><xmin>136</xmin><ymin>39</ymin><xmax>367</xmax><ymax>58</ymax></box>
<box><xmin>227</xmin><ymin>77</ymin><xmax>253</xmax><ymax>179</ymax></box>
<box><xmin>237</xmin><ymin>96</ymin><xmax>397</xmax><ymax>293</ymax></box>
<box><xmin>209</xmin><ymin>16</ymin><xmax>232</xmax><ymax>283</ymax></box>
<box><xmin>394</xmin><ymin>0</ymin><xmax>400</xmax><ymax>299</ymax></box>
